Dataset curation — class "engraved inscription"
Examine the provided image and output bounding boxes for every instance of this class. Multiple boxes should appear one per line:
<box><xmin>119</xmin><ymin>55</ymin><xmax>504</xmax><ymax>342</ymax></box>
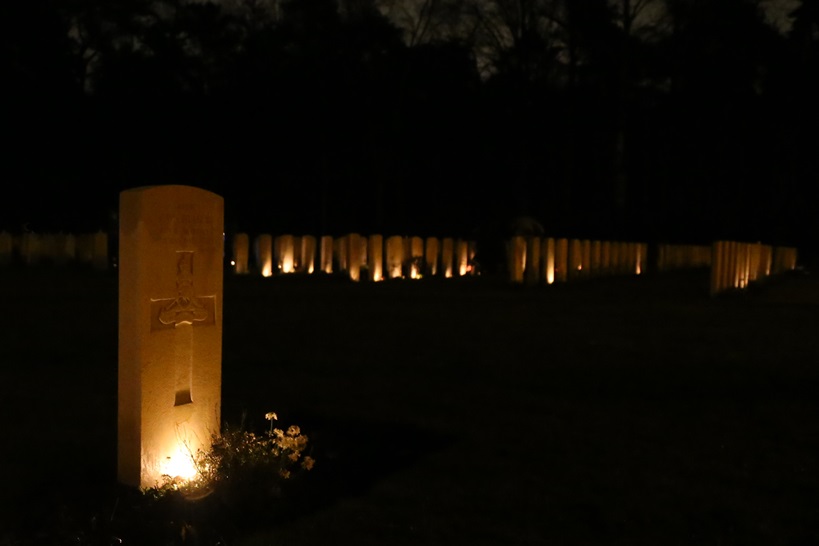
<box><xmin>150</xmin><ymin>251</ymin><xmax>215</xmax><ymax>331</ymax></box>
<box><xmin>158</xmin><ymin>209</ymin><xmax>215</xmax><ymax>244</ymax></box>
<box><xmin>149</xmin><ymin>251</ymin><xmax>217</xmax><ymax>407</ymax></box>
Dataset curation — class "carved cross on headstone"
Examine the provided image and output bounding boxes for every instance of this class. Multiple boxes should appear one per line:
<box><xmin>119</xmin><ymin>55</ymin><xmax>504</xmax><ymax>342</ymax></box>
<box><xmin>150</xmin><ymin>251</ymin><xmax>215</xmax><ymax>406</ymax></box>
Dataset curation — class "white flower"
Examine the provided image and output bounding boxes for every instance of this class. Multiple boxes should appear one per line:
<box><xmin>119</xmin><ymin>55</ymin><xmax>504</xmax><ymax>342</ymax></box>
<box><xmin>265</xmin><ymin>412</ymin><xmax>278</xmax><ymax>421</ymax></box>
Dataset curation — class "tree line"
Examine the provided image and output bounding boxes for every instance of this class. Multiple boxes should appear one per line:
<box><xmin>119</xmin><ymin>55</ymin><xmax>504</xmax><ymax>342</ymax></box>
<box><xmin>3</xmin><ymin>0</ymin><xmax>817</xmax><ymax>262</ymax></box>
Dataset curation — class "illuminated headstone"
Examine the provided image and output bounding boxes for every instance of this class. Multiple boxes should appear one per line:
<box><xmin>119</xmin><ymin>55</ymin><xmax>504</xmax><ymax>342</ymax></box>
<box><xmin>118</xmin><ymin>185</ymin><xmax>223</xmax><ymax>490</ymax></box>
<box><xmin>300</xmin><ymin>235</ymin><xmax>317</xmax><ymax>274</ymax></box>
<box><xmin>554</xmin><ymin>238</ymin><xmax>568</xmax><ymax>283</ymax></box>
<box><xmin>294</xmin><ymin>236</ymin><xmax>304</xmax><ymax>271</ymax></box>
<box><xmin>590</xmin><ymin>240</ymin><xmax>601</xmax><ymax>276</ymax></box>
<box><xmin>610</xmin><ymin>242</ymin><xmax>621</xmax><ymax>275</ymax></box>
<box><xmin>508</xmin><ymin>235</ymin><xmax>526</xmax><ymax>284</ymax></box>
<box><xmin>581</xmin><ymin>239</ymin><xmax>591</xmax><ymax>278</ymax></box>
<box><xmin>541</xmin><ymin>237</ymin><xmax>555</xmax><ymax>284</ymax></box>
<box><xmin>456</xmin><ymin>239</ymin><xmax>469</xmax><ymax>276</ymax></box>
<box><xmin>424</xmin><ymin>237</ymin><xmax>439</xmax><ymax>276</ymax></box>
<box><xmin>601</xmin><ymin>241</ymin><xmax>612</xmax><ymax>274</ymax></box>
<box><xmin>386</xmin><ymin>235</ymin><xmax>404</xmax><ymax>279</ymax></box>
<box><xmin>276</xmin><ymin>235</ymin><xmax>296</xmax><ymax>274</ymax></box>
<box><xmin>524</xmin><ymin>236</ymin><xmax>540</xmax><ymax>285</ymax></box>
<box><xmin>346</xmin><ymin>233</ymin><xmax>362</xmax><ymax>282</ymax></box>
<box><xmin>568</xmin><ymin>239</ymin><xmax>582</xmax><ymax>280</ymax></box>
<box><xmin>320</xmin><ymin>236</ymin><xmax>333</xmax><ymax>274</ymax></box>
<box><xmin>468</xmin><ymin>241</ymin><xmax>478</xmax><ymax>274</ymax></box>
<box><xmin>368</xmin><ymin>234</ymin><xmax>383</xmax><ymax>281</ymax></box>
<box><xmin>334</xmin><ymin>236</ymin><xmax>348</xmax><ymax>274</ymax></box>
<box><xmin>760</xmin><ymin>245</ymin><xmax>773</xmax><ymax>277</ymax></box>
<box><xmin>441</xmin><ymin>238</ymin><xmax>454</xmax><ymax>278</ymax></box>
<box><xmin>409</xmin><ymin>236</ymin><xmax>424</xmax><ymax>278</ymax></box>
<box><xmin>254</xmin><ymin>234</ymin><xmax>273</xmax><ymax>277</ymax></box>
<box><xmin>637</xmin><ymin>243</ymin><xmax>648</xmax><ymax>275</ymax></box>
<box><xmin>232</xmin><ymin>233</ymin><xmax>250</xmax><ymax>274</ymax></box>
<box><xmin>358</xmin><ymin>235</ymin><xmax>368</xmax><ymax>272</ymax></box>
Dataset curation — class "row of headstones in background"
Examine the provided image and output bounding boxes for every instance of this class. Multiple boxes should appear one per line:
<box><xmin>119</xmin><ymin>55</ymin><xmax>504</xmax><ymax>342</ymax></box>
<box><xmin>710</xmin><ymin>241</ymin><xmax>798</xmax><ymax>296</ymax></box>
<box><xmin>655</xmin><ymin>244</ymin><xmax>712</xmax><ymax>271</ymax></box>
<box><xmin>231</xmin><ymin>233</ymin><xmax>477</xmax><ymax>281</ymax></box>
<box><xmin>0</xmin><ymin>230</ymin><xmax>109</xmax><ymax>269</ymax></box>
<box><xmin>506</xmin><ymin>236</ymin><xmax>648</xmax><ymax>285</ymax></box>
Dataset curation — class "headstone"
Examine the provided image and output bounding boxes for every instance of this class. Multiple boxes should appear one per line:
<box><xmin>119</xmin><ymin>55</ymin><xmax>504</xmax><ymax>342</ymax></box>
<box><xmin>424</xmin><ymin>237</ymin><xmax>439</xmax><ymax>277</ymax></box>
<box><xmin>118</xmin><ymin>185</ymin><xmax>223</xmax><ymax>489</ymax></box>
<box><xmin>541</xmin><ymin>237</ymin><xmax>555</xmax><ymax>284</ymax></box>
<box><xmin>601</xmin><ymin>241</ymin><xmax>612</xmax><ymax>274</ymax></box>
<box><xmin>300</xmin><ymin>235</ymin><xmax>317</xmax><ymax>274</ymax></box>
<box><xmin>590</xmin><ymin>240</ymin><xmax>602</xmax><ymax>276</ymax></box>
<box><xmin>554</xmin><ymin>238</ymin><xmax>568</xmax><ymax>282</ymax></box>
<box><xmin>358</xmin><ymin>235</ymin><xmax>368</xmax><ymax>270</ymax></box>
<box><xmin>610</xmin><ymin>241</ymin><xmax>621</xmax><ymax>275</ymax></box>
<box><xmin>292</xmin><ymin>236</ymin><xmax>303</xmax><ymax>271</ymax></box>
<box><xmin>255</xmin><ymin>234</ymin><xmax>273</xmax><ymax>277</ymax></box>
<box><xmin>319</xmin><ymin>235</ymin><xmax>333</xmax><ymax>274</ymax></box>
<box><xmin>456</xmin><ymin>239</ymin><xmax>469</xmax><ymax>276</ymax></box>
<box><xmin>334</xmin><ymin>235</ymin><xmax>348</xmax><ymax>274</ymax></box>
<box><xmin>409</xmin><ymin>236</ymin><xmax>424</xmax><ymax>279</ymax></box>
<box><xmin>232</xmin><ymin>233</ymin><xmax>250</xmax><ymax>274</ymax></box>
<box><xmin>276</xmin><ymin>234</ymin><xmax>296</xmax><ymax>274</ymax></box>
<box><xmin>636</xmin><ymin>243</ymin><xmax>646</xmax><ymax>275</ymax></box>
<box><xmin>368</xmin><ymin>234</ymin><xmax>384</xmax><ymax>281</ymax></box>
<box><xmin>346</xmin><ymin>233</ymin><xmax>362</xmax><ymax>281</ymax></box>
<box><xmin>524</xmin><ymin>236</ymin><xmax>540</xmax><ymax>286</ymax></box>
<box><xmin>760</xmin><ymin>245</ymin><xmax>773</xmax><ymax>278</ymax></box>
<box><xmin>581</xmin><ymin>239</ymin><xmax>591</xmax><ymax>278</ymax></box>
<box><xmin>568</xmin><ymin>239</ymin><xmax>582</xmax><ymax>279</ymax></box>
<box><xmin>386</xmin><ymin>235</ymin><xmax>404</xmax><ymax>279</ymax></box>
<box><xmin>468</xmin><ymin>241</ymin><xmax>478</xmax><ymax>275</ymax></box>
<box><xmin>441</xmin><ymin>237</ymin><xmax>454</xmax><ymax>278</ymax></box>
<box><xmin>508</xmin><ymin>235</ymin><xmax>526</xmax><ymax>284</ymax></box>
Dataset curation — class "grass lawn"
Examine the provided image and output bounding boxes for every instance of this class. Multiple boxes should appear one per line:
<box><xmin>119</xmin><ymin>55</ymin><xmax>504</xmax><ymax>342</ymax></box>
<box><xmin>1</xmin><ymin>264</ymin><xmax>818</xmax><ymax>545</ymax></box>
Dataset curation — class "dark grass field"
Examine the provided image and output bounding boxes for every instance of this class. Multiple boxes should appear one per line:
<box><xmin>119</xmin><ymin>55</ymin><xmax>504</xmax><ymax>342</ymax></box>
<box><xmin>1</xmin><ymin>264</ymin><xmax>819</xmax><ymax>545</ymax></box>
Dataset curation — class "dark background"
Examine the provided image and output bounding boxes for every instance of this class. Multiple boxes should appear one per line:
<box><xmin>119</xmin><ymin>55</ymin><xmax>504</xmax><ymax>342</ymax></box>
<box><xmin>2</xmin><ymin>0</ymin><xmax>818</xmax><ymax>264</ymax></box>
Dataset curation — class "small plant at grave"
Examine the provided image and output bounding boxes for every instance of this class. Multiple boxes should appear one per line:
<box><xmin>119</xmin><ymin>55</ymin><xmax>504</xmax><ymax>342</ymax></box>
<box><xmin>143</xmin><ymin>412</ymin><xmax>315</xmax><ymax>541</ymax></box>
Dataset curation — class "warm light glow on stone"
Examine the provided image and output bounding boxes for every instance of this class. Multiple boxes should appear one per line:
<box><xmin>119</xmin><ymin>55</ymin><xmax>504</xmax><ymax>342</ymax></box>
<box><xmin>160</xmin><ymin>443</ymin><xmax>198</xmax><ymax>481</ymax></box>
<box><xmin>320</xmin><ymin>236</ymin><xmax>333</xmax><ymax>274</ymax></box>
<box><xmin>118</xmin><ymin>185</ymin><xmax>222</xmax><ymax>490</ymax></box>
<box><xmin>543</xmin><ymin>237</ymin><xmax>555</xmax><ymax>285</ymax></box>
<box><xmin>386</xmin><ymin>236</ymin><xmax>404</xmax><ymax>279</ymax></box>
<box><xmin>277</xmin><ymin>235</ymin><xmax>296</xmax><ymax>274</ymax></box>
<box><xmin>368</xmin><ymin>235</ymin><xmax>383</xmax><ymax>282</ymax></box>
<box><xmin>255</xmin><ymin>234</ymin><xmax>273</xmax><ymax>277</ymax></box>
<box><xmin>456</xmin><ymin>239</ymin><xmax>469</xmax><ymax>276</ymax></box>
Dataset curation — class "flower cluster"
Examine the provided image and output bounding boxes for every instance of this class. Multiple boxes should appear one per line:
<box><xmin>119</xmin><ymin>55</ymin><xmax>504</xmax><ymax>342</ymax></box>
<box><xmin>151</xmin><ymin>411</ymin><xmax>314</xmax><ymax>499</ymax></box>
